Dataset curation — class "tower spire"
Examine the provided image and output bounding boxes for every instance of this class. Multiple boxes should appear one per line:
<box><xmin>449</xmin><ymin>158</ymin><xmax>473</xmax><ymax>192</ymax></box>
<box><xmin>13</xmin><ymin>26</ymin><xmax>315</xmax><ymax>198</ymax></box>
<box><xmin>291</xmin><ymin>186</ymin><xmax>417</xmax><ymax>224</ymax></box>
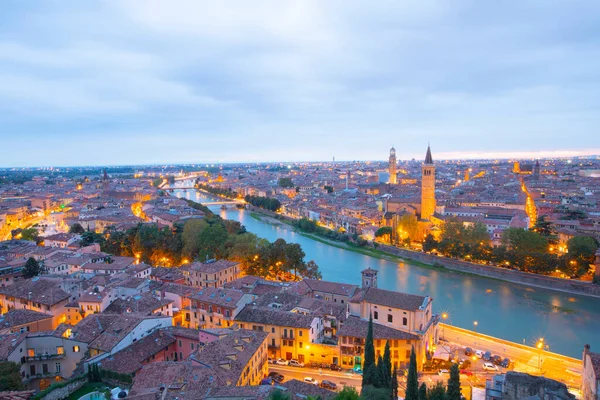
<box><xmin>424</xmin><ymin>145</ymin><xmax>433</xmax><ymax>165</ymax></box>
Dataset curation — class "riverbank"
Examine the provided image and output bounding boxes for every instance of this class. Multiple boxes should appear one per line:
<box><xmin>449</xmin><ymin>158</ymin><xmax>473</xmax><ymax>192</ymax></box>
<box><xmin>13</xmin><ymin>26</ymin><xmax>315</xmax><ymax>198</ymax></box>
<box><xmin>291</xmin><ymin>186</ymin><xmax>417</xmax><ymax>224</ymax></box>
<box><xmin>247</xmin><ymin>206</ymin><xmax>600</xmax><ymax>299</ymax></box>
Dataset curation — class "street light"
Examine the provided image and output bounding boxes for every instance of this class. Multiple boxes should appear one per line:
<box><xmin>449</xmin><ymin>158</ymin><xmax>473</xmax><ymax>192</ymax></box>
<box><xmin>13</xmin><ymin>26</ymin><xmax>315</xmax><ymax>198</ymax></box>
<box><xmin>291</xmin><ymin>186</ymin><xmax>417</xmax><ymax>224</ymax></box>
<box><xmin>441</xmin><ymin>313</ymin><xmax>448</xmax><ymax>340</ymax></box>
<box><xmin>536</xmin><ymin>338</ymin><xmax>544</xmax><ymax>373</ymax></box>
<box><xmin>473</xmin><ymin>321</ymin><xmax>478</xmax><ymax>333</ymax></box>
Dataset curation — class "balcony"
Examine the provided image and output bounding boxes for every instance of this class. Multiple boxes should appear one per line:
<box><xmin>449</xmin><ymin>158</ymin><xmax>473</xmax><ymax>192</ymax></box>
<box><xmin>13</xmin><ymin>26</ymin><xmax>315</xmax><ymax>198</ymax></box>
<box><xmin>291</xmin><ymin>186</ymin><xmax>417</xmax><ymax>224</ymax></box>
<box><xmin>24</xmin><ymin>372</ymin><xmax>62</xmax><ymax>383</ymax></box>
<box><xmin>23</xmin><ymin>353</ymin><xmax>66</xmax><ymax>363</ymax></box>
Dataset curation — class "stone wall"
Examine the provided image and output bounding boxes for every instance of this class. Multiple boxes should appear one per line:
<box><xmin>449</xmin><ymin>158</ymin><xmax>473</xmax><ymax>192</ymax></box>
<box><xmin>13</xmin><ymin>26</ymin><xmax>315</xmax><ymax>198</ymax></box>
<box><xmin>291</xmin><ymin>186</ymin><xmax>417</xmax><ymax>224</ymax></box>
<box><xmin>379</xmin><ymin>245</ymin><xmax>600</xmax><ymax>299</ymax></box>
<box><xmin>39</xmin><ymin>379</ymin><xmax>85</xmax><ymax>400</ymax></box>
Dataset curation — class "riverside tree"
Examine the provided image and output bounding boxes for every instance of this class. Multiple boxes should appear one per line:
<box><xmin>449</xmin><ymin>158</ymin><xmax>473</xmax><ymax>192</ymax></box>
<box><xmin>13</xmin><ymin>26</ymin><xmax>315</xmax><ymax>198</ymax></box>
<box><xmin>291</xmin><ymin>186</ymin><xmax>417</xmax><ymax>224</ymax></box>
<box><xmin>405</xmin><ymin>347</ymin><xmax>419</xmax><ymax>400</ymax></box>
<box><xmin>446</xmin><ymin>363</ymin><xmax>461</xmax><ymax>400</ymax></box>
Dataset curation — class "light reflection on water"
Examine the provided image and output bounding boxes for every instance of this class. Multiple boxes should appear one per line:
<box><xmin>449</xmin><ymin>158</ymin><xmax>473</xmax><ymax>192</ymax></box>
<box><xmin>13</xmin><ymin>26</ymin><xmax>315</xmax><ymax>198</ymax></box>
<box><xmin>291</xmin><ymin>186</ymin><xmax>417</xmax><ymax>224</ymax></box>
<box><xmin>174</xmin><ymin>189</ymin><xmax>600</xmax><ymax>358</ymax></box>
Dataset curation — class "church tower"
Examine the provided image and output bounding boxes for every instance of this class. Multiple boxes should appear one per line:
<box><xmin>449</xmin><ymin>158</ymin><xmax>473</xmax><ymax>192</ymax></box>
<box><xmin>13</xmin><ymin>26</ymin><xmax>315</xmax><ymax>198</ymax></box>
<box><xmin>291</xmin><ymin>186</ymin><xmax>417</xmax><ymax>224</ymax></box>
<box><xmin>533</xmin><ymin>160</ymin><xmax>541</xmax><ymax>180</ymax></box>
<box><xmin>421</xmin><ymin>145</ymin><xmax>436</xmax><ymax>221</ymax></box>
<box><xmin>361</xmin><ymin>268</ymin><xmax>378</xmax><ymax>289</ymax></box>
<box><xmin>389</xmin><ymin>147</ymin><xmax>397</xmax><ymax>184</ymax></box>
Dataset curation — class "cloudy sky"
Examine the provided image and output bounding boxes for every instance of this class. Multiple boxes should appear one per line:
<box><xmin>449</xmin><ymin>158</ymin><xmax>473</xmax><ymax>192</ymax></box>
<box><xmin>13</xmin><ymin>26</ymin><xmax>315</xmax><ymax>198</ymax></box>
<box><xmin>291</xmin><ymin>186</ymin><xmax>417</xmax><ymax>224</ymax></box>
<box><xmin>1</xmin><ymin>0</ymin><xmax>599</xmax><ymax>167</ymax></box>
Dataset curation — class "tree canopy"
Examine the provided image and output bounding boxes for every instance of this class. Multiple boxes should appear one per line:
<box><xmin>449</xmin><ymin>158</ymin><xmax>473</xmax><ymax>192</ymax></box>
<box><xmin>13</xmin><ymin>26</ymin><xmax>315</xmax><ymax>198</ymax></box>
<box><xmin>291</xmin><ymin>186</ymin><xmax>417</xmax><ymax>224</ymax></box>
<box><xmin>22</xmin><ymin>257</ymin><xmax>42</xmax><ymax>279</ymax></box>
<box><xmin>0</xmin><ymin>362</ymin><xmax>24</xmax><ymax>391</ymax></box>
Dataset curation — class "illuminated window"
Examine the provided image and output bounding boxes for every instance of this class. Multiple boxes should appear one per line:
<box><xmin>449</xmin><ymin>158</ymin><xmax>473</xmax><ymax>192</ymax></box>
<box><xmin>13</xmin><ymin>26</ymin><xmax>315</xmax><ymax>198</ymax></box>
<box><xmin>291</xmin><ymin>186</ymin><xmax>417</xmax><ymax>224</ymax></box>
<box><xmin>56</xmin><ymin>346</ymin><xmax>64</xmax><ymax>355</ymax></box>
<box><xmin>27</xmin><ymin>348</ymin><xmax>35</xmax><ymax>357</ymax></box>
<box><xmin>73</xmin><ymin>346</ymin><xmax>80</xmax><ymax>353</ymax></box>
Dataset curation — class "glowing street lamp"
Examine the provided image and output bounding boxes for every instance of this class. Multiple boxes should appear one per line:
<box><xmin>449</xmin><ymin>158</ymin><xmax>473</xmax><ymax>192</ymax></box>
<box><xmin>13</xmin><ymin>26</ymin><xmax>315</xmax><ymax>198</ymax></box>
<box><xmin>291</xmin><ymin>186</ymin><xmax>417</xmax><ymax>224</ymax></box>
<box><xmin>441</xmin><ymin>313</ymin><xmax>448</xmax><ymax>340</ymax></box>
<box><xmin>473</xmin><ymin>321</ymin><xmax>478</xmax><ymax>333</ymax></box>
<box><xmin>536</xmin><ymin>338</ymin><xmax>545</xmax><ymax>372</ymax></box>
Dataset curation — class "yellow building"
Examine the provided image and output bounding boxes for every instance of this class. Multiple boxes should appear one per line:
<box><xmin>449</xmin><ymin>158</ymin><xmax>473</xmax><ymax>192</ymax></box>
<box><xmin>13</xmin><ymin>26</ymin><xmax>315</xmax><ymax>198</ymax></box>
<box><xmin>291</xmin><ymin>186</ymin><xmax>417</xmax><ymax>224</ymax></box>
<box><xmin>389</xmin><ymin>147</ymin><xmax>397</xmax><ymax>184</ymax></box>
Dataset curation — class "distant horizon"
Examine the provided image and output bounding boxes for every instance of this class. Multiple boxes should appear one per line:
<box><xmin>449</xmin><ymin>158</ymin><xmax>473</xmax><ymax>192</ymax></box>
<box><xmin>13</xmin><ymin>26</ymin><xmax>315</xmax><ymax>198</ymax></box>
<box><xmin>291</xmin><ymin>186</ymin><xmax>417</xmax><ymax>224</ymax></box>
<box><xmin>2</xmin><ymin>151</ymin><xmax>599</xmax><ymax>170</ymax></box>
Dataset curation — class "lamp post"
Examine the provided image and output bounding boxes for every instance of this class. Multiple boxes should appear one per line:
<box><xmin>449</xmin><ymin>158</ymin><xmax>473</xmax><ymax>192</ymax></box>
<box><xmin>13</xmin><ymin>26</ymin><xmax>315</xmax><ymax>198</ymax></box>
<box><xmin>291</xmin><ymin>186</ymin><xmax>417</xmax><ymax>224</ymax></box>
<box><xmin>536</xmin><ymin>338</ymin><xmax>544</xmax><ymax>373</ymax></box>
<box><xmin>473</xmin><ymin>321</ymin><xmax>478</xmax><ymax>333</ymax></box>
<box><xmin>441</xmin><ymin>313</ymin><xmax>448</xmax><ymax>340</ymax></box>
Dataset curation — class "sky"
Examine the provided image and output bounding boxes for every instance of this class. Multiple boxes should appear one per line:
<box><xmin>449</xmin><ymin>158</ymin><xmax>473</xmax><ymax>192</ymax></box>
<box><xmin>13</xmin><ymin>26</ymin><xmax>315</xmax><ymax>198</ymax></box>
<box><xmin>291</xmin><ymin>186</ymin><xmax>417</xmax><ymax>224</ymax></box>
<box><xmin>1</xmin><ymin>0</ymin><xmax>600</xmax><ymax>167</ymax></box>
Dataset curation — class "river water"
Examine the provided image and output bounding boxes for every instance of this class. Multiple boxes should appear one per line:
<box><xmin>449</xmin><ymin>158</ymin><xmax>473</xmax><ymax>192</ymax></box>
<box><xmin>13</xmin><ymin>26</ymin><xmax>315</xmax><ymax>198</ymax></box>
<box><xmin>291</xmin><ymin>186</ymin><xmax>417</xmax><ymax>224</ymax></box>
<box><xmin>173</xmin><ymin>188</ymin><xmax>599</xmax><ymax>358</ymax></box>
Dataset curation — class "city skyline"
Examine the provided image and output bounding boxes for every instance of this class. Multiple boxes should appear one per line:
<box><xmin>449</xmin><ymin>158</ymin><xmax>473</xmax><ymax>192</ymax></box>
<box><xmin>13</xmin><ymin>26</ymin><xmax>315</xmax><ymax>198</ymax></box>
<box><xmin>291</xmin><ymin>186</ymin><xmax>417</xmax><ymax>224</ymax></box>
<box><xmin>2</xmin><ymin>0</ymin><xmax>600</xmax><ymax>167</ymax></box>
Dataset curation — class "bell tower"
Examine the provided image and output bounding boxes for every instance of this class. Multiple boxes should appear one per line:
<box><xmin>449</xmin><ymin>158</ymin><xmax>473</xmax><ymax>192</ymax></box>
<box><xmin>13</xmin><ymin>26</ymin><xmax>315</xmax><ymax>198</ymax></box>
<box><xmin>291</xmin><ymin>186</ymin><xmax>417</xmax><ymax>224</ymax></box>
<box><xmin>389</xmin><ymin>147</ymin><xmax>397</xmax><ymax>184</ymax></box>
<box><xmin>361</xmin><ymin>268</ymin><xmax>378</xmax><ymax>289</ymax></box>
<box><xmin>421</xmin><ymin>145</ymin><xmax>436</xmax><ymax>221</ymax></box>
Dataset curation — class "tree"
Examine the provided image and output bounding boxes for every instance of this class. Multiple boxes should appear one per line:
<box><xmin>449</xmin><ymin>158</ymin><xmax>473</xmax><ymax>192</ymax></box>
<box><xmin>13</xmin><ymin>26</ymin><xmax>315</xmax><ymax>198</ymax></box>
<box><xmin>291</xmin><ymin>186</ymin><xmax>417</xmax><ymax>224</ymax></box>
<box><xmin>567</xmin><ymin>236</ymin><xmax>598</xmax><ymax>265</ymax></box>
<box><xmin>422</xmin><ymin>234</ymin><xmax>438</xmax><ymax>253</ymax></box>
<box><xmin>382</xmin><ymin>341</ymin><xmax>392</xmax><ymax>389</ymax></box>
<box><xmin>22</xmin><ymin>257</ymin><xmax>41</xmax><ymax>278</ymax></box>
<box><xmin>267</xmin><ymin>390</ymin><xmax>291</xmax><ymax>400</ymax></box>
<box><xmin>532</xmin><ymin>215</ymin><xmax>556</xmax><ymax>242</ymax></box>
<box><xmin>446</xmin><ymin>363</ymin><xmax>461</xmax><ymax>400</ymax></box>
<box><xmin>375</xmin><ymin>227</ymin><xmax>393</xmax><ymax>244</ymax></box>
<box><xmin>405</xmin><ymin>346</ymin><xmax>419</xmax><ymax>400</ymax></box>
<box><xmin>502</xmin><ymin>228</ymin><xmax>548</xmax><ymax>253</ymax></box>
<box><xmin>69</xmin><ymin>223</ymin><xmax>85</xmax><ymax>234</ymax></box>
<box><xmin>362</xmin><ymin>315</ymin><xmax>376</xmax><ymax>387</ymax></box>
<box><xmin>418</xmin><ymin>383</ymin><xmax>427</xmax><ymax>400</ymax></box>
<box><xmin>278</xmin><ymin>177</ymin><xmax>294</xmax><ymax>188</ymax></box>
<box><xmin>0</xmin><ymin>361</ymin><xmax>24</xmax><ymax>391</ymax></box>
<box><xmin>360</xmin><ymin>385</ymin><xmax>390</xmax><ymax>400</ymax></box>
<box><xmin>333</xmin><ymin>387</ymin><xmax>360</xmax><ymax>400</ymax></box>
<box><xmin>20</xmin><ymin>227</ymin><xmax>39</xmax><ymax>242</ymax></box>
<box><xmin>391</xmin><ymin>367</ymin><xmax>399</xmax><ymax>400</ymax></box>
<box><xmin>426</xmin><ymin>382</ymin><xmax>446</xmax><ymax>400</ymax></box>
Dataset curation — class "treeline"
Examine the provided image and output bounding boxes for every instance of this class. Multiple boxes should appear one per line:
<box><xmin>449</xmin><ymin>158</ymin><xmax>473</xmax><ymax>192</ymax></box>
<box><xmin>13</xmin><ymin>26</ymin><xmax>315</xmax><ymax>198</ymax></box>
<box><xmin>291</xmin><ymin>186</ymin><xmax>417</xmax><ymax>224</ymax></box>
<box><xmin>99</xmin><ymin>206</ymin><xmax>321</xmax><ymax>280</ymax></box>
<box><xmin>245</xmin><ymin>195</ymin><xmax>281</xmax><ymax>212</ymax></box>
<box><xmin>197</xmin><ymin>183</ymin><xmax>239</xmax><ymax>199</ymax></box>
<box><xmin>423</xmin><ymin>218</ymin><xmax>598</xmax><ymax>278</ymax></box>
<box><xmin>293</xmin><ymin>217</ymin><xmax>369</xmax><ymax>247</ymax></box>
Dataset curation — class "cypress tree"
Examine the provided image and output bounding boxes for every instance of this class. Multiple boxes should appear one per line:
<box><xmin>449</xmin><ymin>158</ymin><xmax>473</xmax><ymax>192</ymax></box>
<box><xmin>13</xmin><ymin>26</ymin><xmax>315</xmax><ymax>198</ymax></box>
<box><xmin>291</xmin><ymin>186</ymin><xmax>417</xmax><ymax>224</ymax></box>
<box><xmin>447</xmin><ymin>363</ymin><xmax>461</xmax><ymax>400</ymax></box>
<box><xmin>362</xmin><ymin>314</ymin><xmax>375</xmax><ymax>387</ymax></box>
<box><xmin>391</xmin><ymin>367</ymin><xmax>399</xmax><ymax>400</ymax></box>
<box><xmin>405</xmin><ymin>346</ymin><xmax>419</xmax><ymax>400</ymax></box>
<box><xmin>383</xmin><ymin>341</ymin><xmax>392</xmax><ymax>389</ymax></box>
<box><xmin>418</xmin><ymin>383</ymin><xmax>427</xmax><ymax>400</ymax></box>
<box><xmin>375</xmin><ymin>355</ymin><xmax>385</xmax><ymax>388</ymax></box>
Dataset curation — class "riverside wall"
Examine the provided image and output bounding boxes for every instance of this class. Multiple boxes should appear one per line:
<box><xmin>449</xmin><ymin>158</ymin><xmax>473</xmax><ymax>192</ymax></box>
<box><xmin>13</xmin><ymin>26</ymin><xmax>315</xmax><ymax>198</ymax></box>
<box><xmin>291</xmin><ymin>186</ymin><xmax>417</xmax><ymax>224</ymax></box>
<box><xmin>379</xmin><ymin>244</ymin><xmax>600</xmax><ymax>299</ymax></box>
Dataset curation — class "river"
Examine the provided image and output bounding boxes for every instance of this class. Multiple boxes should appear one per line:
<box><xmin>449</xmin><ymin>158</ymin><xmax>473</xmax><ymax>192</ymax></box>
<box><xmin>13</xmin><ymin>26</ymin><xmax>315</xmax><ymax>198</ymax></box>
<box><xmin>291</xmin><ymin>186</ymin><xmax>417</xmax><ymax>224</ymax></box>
<box><xmin>173</xmin><ymin>188</ymin><xmax>599</xmax><ymax>358</ymax></box>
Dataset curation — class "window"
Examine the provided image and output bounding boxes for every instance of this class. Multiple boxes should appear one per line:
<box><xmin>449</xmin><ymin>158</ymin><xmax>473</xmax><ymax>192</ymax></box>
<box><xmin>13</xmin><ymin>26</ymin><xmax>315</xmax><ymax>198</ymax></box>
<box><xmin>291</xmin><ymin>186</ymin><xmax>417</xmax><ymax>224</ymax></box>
<box><xmin>73</xmin><ymin>346</ymin><xmax>80</xmax><ymax>353</ymax></box>
<box><xmin>209</xmin><ymin>306</ymin><xmax>213</xmax><ymax>313</ymax></box>
<box><xmin>55</xmin><ymin>363</ymin><xmax>61</xmax><ymax>373</ymax></box>
<box><xmin>406</xmin><ymin>350</ymin><xmax>411</xmax><ymax>358</ymax></box>
<box><xmin>27</xmin><ymin>349</ymin><xmax>35</xmax><ymax>357</ymax></box>
<box><xmin>299</xmin><ymin>342</ymin><xmax>303</xmax><ymax>348</ymax></box>
<box><xmin>225</xmin><ymin>310</ymin><xmax>230</xmax><ymax>317</ymax></box>
<box><xmin>373</xmin><ymin>311</ymin><xmax>379</xmax><ymax>320</ymax></box>
<box><xmin>271</xmin><ymin>339</ymin><xmax>275</xmax><ymax>346</ymax></box>
<box><xmin>178</xmin><ymin>340</ymin><xmax>182</xmax><ymax>347</ymax></box>
<box><xmin>30</xmin><ymin>365</ymin><xmax>36</xmax><ymax>376</ymax></box>
<box><xmin>299</xmin><ymin>330</ymin><xmax>303</xmax><ymax>337</ymax></box>
<box><xmin>388</xmin><ymin>314</ymin><xmax>393</xmax><ymax>323</ymax></box>
<box><xmin>402</xmin><ymin>317</ymin><xmax>408</xmax><ymax>326</ymax></box>
<box><xmin>56</xmin><ymin>346</ymin><xmax>64</xmax><ymax>355</ymax></box>
<box><xmin>43</xmin><ymin>364</ymin><xmax>48</xmax><ymax>374</ymax></box>
<box><xmin>217</xmin><ymin>308</ymin><xmax>221</xmax><ymax>314</ymax></box>
<box><xmin>191</xmin><ymin>342</ymin><xmax>194</xmax><ymax>350</ymax></box>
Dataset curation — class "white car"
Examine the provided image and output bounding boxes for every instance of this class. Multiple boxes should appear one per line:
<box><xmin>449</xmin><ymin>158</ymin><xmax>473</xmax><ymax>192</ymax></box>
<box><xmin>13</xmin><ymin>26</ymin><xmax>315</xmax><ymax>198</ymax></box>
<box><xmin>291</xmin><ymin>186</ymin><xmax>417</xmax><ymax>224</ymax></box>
<box><xmin>275</xmin><ymin>358</ymin><xmax>288</xmax><ymax>366</ymax></box>
<box><xmin>438</xmin><ymin>369</ymin><xmax>450</xmax><ymax>375</ymax></box>
<box><xmin>483</xmin><ymin>362</ymin><xmax>498</xmax><ymax>371</ymax></box>
<box><xmin>475</xmin><ymin>350</ymin><xmax>484</xmax><ymax>359</ymax></box>
<box><xmin>288</xmin><ymin>359</ymin><xmax>304</xmax><ymax>367</ymax></box>
<box><xmin>304</xmin><ymin>377</ymin><xmax>318</xmax><ymax>386</ymax></box>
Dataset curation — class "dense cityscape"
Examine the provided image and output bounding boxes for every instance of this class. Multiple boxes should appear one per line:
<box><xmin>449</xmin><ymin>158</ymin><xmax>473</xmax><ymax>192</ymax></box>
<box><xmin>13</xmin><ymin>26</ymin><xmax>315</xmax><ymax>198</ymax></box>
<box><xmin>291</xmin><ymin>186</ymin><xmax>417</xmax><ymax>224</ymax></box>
<box><xmin>0</xmin><ymin>147</ymin><xmax>598</xmax><ymax>400</ymax></box>
<box><xmin>2</xmin><ymin>1</ymin><xmax>600</xmax><ymax>400</ymax></box>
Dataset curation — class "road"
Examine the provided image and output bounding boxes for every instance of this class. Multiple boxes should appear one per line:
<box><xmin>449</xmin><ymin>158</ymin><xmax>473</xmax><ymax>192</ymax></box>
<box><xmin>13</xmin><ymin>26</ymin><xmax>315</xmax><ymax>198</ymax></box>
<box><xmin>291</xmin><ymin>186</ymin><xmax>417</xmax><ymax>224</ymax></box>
<box><xmin>268</xmin><ymin>364</ymin><xmax>470</xmax><ymax>396</ymax></box>
<box><xmin>440</xmin><ymin>324</ymin><xmax>582</xmax><ymax>391</ymax></box>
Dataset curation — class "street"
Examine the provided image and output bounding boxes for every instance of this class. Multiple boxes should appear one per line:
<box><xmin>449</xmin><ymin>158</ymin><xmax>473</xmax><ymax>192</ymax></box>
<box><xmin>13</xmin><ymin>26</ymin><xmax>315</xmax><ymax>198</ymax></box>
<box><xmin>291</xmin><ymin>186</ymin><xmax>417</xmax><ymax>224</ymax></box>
<box><xmin>440</xmin><ymin>324</ymin><xmax>582</xmax><ymax>391</ymax></box>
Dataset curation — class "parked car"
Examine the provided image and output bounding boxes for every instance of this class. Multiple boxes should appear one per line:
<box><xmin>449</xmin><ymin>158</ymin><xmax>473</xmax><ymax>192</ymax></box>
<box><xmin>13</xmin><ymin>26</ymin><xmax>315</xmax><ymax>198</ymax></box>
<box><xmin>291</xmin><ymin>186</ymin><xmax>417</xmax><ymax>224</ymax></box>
<box><xmin>475</xmin><ymin>350</ymin><xmax>484</xmax><ymax>359</ymax></box>
<box><xmin>501</xmin><ymin>358</ymin><xmax>511</xmax><ymax>368</ymax></box>
<box><xmin>464</xmin><ymin>347</ymin><xmax>473</xmax><ymax>356</ymax></box>
<box><xmin>320</xmin><ymin>380</ymin><xmax>337</xmax><ymax>390</ymax></box>
<box><xmin>492</xmin><ymin>355</ymin><xmax>503</xmax><ymax>365</ymax></box>
<box><xmin>289</xmin><ymin>359</ymin><xmax>304</xmax><ymax>367</ymax></box>
<box><xmin>353</xmin><ymin>366</ymin><xmax>363</xmax><ymax>375</ymax></box>
<box><xmin>460</xmin><ymin>369</ymin><xmax>473</xmax><ymax>376</ymax></box>
<box><xmin>304</xmin><ymin>377</ymin><xmax>319</xmax><ymax>386</ymax></box>
<box><xmin>330</xmin><ymin>364</ymin><xmax>342</xmax><ymax>371</ymax></box>
<box><xmin>438</xmin><ymin>369</ymin><xmax>450</xmax><ymax>375</ymax></box>
<box><xmin>260</xmin><ymin>377</ymin><xmax>275</xmax><ymax>386</ymax></box>
<box><xmin>268</xmin><ymin>372</ymin><xmax>284</xmax><ymax>383</ymax></box>
<box><xmin>268</xmin><ymin>358</ymin><xmax>275</xmax><ymax>364</ymax></box>
<box><xmin>483</xmin><ymin>351</ymin><xmax>492</xmax><ymax>361</ymax></box>
<box><xmin>483</xmin><ymin>362</ymin><xmax>498</xmax><ymax>371</ymax></box>
<box><xmin>275</xmin><ymin>358</ymin><xmax>288</xmax><ymax>366</ymax></box>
